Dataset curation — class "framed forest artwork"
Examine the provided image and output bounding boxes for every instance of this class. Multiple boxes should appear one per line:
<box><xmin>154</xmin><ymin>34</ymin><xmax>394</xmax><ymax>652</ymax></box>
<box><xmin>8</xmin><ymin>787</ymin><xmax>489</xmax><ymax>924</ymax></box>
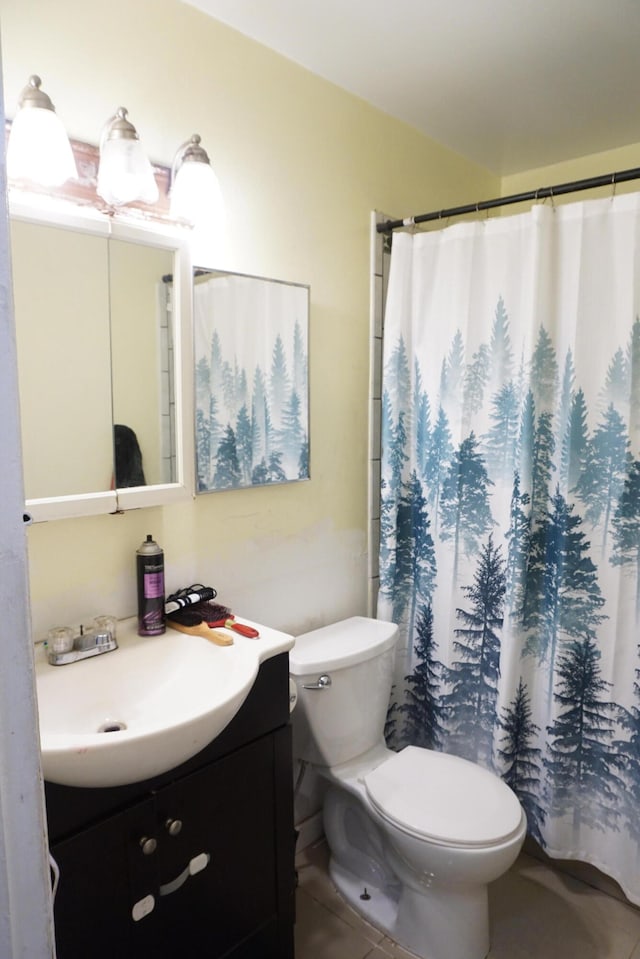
<box><xmin>193</xmin><ymin>268</ymin><xmax>310</xmax><ymax>492</ymax></box>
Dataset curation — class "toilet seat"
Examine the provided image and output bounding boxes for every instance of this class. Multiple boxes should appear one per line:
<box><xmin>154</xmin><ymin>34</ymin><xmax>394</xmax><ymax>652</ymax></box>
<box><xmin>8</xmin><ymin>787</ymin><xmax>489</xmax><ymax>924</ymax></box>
<box><xmin>364</xmin><ymin>746</ymin><xmax>523</xmax><ymax>848</ymax></box>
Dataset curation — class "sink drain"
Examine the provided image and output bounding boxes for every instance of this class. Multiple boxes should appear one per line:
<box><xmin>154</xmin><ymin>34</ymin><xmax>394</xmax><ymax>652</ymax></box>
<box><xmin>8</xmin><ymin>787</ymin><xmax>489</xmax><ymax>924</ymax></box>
<box><xmin>98</xmin><ymin>720</ymin><xmax>127</xmax><ymax>734</ymax></box>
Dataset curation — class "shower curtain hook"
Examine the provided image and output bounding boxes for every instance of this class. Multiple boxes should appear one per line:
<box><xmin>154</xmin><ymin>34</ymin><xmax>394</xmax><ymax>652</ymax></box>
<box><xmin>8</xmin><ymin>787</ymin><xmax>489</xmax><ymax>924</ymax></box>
<box><xmin>611</xmin><ymin>173</ymin><xmax>617</xmax><ymax>199</ymax></box>
<box><xmin>475</xmin><ymin>201</ymin><xmax>488</xmax><ymax>224</ymax></box>
<box><xmin>549</xmin><ymin>185</ymin><xmax>555</xmax><ymax>210</ymax></box>
<box><xmin>401</xmin><ymin>215</ymin><xmax>419</xmax><ymax>235</ymax></box>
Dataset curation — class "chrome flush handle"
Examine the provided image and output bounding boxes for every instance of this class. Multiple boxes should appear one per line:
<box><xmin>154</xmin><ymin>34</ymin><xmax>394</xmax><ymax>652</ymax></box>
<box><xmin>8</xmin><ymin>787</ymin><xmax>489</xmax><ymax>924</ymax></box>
<box><xmin>302</xmin><ymin>674</ymin><xmax>332</xmax><ymax>690</ymax></box>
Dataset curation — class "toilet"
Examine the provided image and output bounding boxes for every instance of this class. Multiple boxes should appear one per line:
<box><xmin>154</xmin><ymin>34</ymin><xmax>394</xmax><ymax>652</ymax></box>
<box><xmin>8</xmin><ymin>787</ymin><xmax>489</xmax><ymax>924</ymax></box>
<box><xmin>289</xmin><ymin>616</ymin><xmax>526</xmax><ymax>959</ymax></box>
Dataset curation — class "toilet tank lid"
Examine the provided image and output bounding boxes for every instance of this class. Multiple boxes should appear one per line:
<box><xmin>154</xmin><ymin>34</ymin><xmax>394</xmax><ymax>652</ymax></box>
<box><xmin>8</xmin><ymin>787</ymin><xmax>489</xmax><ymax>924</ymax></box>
<box><xmin>289</xmin><ymin>616</ymin><xmax>398</xmax><ymax>674</ymax></box>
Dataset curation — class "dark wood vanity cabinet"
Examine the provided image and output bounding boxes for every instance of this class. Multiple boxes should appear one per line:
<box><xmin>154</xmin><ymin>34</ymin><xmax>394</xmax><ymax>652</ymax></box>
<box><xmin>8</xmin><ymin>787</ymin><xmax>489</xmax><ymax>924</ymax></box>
<box><xmin>45</xmin><ymin>653</ymin><xmax>295</xmax><ymax>959</ymax></box>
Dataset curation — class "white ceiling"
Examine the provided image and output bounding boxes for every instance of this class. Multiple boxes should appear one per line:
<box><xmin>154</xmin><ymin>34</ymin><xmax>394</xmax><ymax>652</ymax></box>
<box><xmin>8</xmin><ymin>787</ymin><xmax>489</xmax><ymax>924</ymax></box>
<box><xmin>181</xmin><ymin>0</ymin><xmax>640</xmax><ymax>176</ymax></box>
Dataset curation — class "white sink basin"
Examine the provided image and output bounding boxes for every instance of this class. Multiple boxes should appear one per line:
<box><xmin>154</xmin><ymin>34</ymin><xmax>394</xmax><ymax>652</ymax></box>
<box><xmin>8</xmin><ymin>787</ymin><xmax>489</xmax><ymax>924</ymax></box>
<box><xmin>34</xmin><ymin>623</ymin><xmax>260</xmax><ymax>788</ymax></box>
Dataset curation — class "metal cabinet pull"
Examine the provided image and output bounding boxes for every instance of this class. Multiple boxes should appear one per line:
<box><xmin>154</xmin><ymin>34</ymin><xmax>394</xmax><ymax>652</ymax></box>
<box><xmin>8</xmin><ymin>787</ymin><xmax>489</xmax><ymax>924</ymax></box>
<box><xmin>159</xmin><ymin>853</ymin><xmax>210</xmax><ymax>897</ymax></box>
<box><xmin>302</xmin><ymin>674</ymin><xmax>332</xmax><ymax>690</ymax></box>
<box><xmin>139</xmin><ymin>836</ymin><xmax>157</xmax><ymax>855</ymax></box>
<box><xmin>165</xmin><ymin>818</ymin><xmax>183</xmax><ymax>837</ymax></box>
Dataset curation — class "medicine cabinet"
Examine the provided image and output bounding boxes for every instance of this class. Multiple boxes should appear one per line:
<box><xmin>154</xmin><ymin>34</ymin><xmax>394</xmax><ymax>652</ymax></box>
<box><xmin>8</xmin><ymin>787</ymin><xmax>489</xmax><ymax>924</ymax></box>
<box><xmin>10</xmin><ymin>198</ymin><xmax>194</xmax><ymax>521</ymax></box>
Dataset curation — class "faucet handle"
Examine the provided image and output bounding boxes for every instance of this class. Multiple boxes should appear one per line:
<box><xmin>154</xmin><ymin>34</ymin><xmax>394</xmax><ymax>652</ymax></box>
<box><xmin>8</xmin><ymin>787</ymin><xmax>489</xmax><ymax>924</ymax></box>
<box><xmin>94</xmin><ymin>615</ymin><xmax>118</xmax><ymax>641</ymax></box>
<box><xmin>47</xmin><ymin>626</ymin><xmax>74</xmax><ymax>655</ymax></box>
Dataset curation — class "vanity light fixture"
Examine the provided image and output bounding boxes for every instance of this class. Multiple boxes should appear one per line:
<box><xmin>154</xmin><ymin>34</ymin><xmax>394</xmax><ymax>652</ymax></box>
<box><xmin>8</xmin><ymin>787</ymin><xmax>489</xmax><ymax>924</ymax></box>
<box><xmin>96</xmin><ymin>107</ymin><xmax>159</xmax><ymax>207</ymax></box>
<box><xmin>6</xmin><ymin>75</ymin><xmax>77</xmax><ymax>186</ymax></box>
<box><xmin>170</xmin><ymin>134</ymin><xmax>222</xmax><ymax>228</ymax></box>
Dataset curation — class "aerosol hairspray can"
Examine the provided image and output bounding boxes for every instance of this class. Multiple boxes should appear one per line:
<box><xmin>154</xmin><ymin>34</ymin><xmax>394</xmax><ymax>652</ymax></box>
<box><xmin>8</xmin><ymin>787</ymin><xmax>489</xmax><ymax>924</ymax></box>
<box><xmin>136</xmin><ymin>534</ymin><xmax>165</xmax><ymax>636</ymax></box>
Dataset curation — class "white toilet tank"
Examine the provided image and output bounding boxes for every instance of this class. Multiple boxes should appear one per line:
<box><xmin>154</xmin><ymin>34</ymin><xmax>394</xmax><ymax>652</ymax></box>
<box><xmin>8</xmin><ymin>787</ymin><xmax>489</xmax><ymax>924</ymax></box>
<box><xmin>290</xmin><ymin>617</ymin><xmax>398</xmax><ymax>767</ymax></box>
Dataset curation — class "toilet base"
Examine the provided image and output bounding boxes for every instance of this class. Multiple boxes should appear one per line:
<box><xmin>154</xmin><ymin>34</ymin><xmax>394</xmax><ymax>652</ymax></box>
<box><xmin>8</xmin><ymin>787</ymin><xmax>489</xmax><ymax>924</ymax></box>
<box><xmin>328</xmin><ymin>854</ymin><xmax>490</xmax><ymax>959</ymax></box>
<box><xmin>395</xmin><ymin>875</ymin><xmax>489</xmax><ymax>959</ymax></box>
<box><xmin>328</xmin><ymin>857</ymin><xmax>400</xmax><ymax>938</ymax></box>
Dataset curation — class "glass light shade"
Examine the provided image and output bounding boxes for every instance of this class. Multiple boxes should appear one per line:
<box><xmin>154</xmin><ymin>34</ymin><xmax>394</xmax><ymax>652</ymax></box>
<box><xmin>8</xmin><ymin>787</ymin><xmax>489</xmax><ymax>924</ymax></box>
<box><xmin>170</xmin><ymin>159</ymin><xmax>223</xmax><ymax>227</ymax></box>
<box><xmin>7</xmin><ymin>105</ymin><xmax>77</xmax><ymax>187</ymax></box>
<box><xmin>97</xmin><ymin>136</ymin><xmax>159</xmax><ymax>207</ymax></box>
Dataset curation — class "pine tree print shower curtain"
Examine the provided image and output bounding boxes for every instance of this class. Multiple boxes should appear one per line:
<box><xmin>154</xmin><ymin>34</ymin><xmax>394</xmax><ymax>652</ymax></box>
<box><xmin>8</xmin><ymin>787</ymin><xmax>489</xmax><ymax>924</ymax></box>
<box><xmin>378</xmin><ymin>194</ymin><xmax>640</xmax><ymax>904</ymax></box>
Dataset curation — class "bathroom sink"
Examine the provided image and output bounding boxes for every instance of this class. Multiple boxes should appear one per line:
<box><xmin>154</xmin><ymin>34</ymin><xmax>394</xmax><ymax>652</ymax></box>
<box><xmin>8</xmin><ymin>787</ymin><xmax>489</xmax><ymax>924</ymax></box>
<box><xmin>34</xmin><ymin>622</ymin><xmax>260</xmax><ymax>788</ymax></box>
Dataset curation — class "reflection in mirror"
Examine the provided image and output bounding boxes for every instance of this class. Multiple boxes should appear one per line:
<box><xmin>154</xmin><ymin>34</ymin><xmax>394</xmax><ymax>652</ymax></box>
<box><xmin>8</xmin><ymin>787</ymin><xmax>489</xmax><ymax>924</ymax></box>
<box><xmin>109</xmin><ymin>237</ymin><xmax>175</xmax><ymax>486</ymax></box>
<box><xmin>10</xmin><ymin>201</ymin><xmax>194</xmax><ymax>521</ymax></box>
<box><xmin>193</xmin><ymin>268</ymin><xmax>310</xmax><ymax>493</ymax></box>
<box><xmin>114</xmin><ymin>424</ymin><xmax>146</xmax><ymax>487</ymax></box>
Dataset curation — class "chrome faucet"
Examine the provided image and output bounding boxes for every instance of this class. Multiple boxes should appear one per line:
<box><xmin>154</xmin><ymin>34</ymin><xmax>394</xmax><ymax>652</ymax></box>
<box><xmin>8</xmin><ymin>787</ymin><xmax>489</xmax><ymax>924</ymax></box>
<box><xmin>46</xmin><ymin>622</ymin><xmax>118</xmax><ymax>666</ymax></box>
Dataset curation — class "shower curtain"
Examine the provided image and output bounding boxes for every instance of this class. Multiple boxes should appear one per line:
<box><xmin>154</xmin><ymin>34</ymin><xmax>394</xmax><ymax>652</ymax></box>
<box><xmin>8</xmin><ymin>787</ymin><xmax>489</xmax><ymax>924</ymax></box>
<box><xmin>377</xmin><ymin>193</ymin><xmax>640</xmax><ymax>905</ymax></box>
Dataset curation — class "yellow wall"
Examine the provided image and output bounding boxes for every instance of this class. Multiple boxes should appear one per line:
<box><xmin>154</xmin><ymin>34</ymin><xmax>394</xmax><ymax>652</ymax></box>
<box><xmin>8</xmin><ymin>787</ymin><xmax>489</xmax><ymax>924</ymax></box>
<box><xmin>502</xmin><ymin>143</ymin><xmax>640</xmax><ymax>210</ymax></box>
<box><xmin>1</xmin><ymin>0</ymin><xmax>500</xmax><ymax>638</ymax></box>
<box><xmin>4</xmin><ymin>2</ymin><xmax>640</xmax><ymax>642</ymax></box>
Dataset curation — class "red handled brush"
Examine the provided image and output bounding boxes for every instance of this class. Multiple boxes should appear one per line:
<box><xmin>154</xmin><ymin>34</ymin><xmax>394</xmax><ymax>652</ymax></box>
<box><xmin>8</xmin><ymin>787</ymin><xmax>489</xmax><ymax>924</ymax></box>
<box><xmin>207</xmin><ymin>615</ymin><xmax>259</xmax><ymax>638</ymax></box>
<box><xmin>185</xmin><ymin>600</ymin><xmax>259</xmax><ymax>637</ymax></box>
<box><xmin>166</xmin><ymin>597</ymin><xmax>235</xmax><ymax>647</ymax></box>
<box><xmin>166</xmin><ymin>608</ymin><xmax>234</xmax><ymax>646</ymax></box>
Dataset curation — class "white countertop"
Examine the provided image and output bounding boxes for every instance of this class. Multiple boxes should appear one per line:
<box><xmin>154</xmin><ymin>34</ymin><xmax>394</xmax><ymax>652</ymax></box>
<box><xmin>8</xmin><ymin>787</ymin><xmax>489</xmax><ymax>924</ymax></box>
<box><xmin>35</xmin><ymin>614</ymin><xmax>295</xmax><ymax>669</ymax></box>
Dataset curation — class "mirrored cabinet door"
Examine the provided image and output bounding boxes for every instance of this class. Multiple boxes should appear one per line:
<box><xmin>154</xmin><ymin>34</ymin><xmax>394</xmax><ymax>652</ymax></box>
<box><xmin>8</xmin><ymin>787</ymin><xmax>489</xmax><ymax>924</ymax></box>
<box><xmin>10</xmin><ymin>200</ymin><xmax>194</xmax><ymax>522</ymax></box>
<box><xmin>12</xmin><ymin>218</ymin><xmax>113</xmax><ymax>502</ymax></box>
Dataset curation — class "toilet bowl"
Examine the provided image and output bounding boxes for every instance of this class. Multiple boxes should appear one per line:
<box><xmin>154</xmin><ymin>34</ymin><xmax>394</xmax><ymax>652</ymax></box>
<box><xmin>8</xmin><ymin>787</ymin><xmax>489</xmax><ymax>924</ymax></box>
<box><xmin>290</xmin><ymin>617</ymin><xmax>526</xmax><ymax>959</ymax></box>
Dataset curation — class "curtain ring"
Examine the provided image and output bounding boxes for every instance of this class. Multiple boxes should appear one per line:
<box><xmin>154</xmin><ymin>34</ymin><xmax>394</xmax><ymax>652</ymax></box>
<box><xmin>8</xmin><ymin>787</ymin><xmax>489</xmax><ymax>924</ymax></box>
<box><xmin>548</xmin><ymin>185</ymin><xmax>555</xmax><ymax>210</ymax></box>
<box><xmin>611</xmin><ymin>173</ymin><xmax>617</xmax><ymax>199</ymax></box>
<box><xmin>475</xmin><ymin>201</ymin><xmax>489</xmax><ymax>224</ymax></box>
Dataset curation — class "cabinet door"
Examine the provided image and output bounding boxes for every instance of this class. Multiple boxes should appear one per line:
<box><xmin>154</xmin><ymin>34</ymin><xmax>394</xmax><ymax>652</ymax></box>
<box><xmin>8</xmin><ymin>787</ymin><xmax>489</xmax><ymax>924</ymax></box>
<box><xmin>51</xmin><ymin>797</ymin><xmax>162</xmax><ymax>959</ymax></box>
<box><xmin>50</xmin><ymin>726</ymin><xmax>295</xmax><ymax>959</ymax></box>
<box><xmin>155</xmin><ymin>735</ymin><xmax>278</xmax><ymax>957</ymax></box>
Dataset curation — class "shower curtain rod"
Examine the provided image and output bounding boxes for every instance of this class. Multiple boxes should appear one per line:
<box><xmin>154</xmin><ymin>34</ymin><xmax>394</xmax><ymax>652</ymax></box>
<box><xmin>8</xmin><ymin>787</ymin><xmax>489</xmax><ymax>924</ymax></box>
<box><xmin>376</xmin><ymin>165</ymin><xmax>640</xmax><ymax>233</ymax></box>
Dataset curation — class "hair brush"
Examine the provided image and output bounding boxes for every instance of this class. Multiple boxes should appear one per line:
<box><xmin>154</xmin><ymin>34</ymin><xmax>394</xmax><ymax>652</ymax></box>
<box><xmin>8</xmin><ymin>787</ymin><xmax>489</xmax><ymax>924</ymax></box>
<box><xmin>166</xmin><ymin>602</ymin><xmax>234</xmax><ymax>646</ymax></box>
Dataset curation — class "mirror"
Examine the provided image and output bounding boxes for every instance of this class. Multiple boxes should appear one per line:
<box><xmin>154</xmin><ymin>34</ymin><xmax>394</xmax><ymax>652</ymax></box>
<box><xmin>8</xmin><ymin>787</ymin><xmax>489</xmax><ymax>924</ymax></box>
<box><xmin>109</xmin><ymin>237</ymin><xmax>175</xmax><ymax>487</ymax></box>
<box><xmin>10</xmin><ymin>200</ymin><xmax>194</xmax><ymax>521</ymax></box>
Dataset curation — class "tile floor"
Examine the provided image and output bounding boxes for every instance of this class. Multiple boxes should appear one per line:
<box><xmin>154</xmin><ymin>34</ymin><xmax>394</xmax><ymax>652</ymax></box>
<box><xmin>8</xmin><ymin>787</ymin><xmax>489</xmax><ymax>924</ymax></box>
<box><xmin>295</xmin><ymin>840</ymin><xmax>640</xmax><ymax>959</ymax></box>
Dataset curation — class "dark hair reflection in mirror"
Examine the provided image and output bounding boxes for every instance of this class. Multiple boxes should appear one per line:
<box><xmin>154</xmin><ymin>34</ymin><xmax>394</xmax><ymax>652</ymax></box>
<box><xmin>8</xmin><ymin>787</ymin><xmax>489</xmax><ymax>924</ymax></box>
<box><xmin>114</xmin><ymin>424</ymin><xmax>147</xmax><ymax>488</ymax></box>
